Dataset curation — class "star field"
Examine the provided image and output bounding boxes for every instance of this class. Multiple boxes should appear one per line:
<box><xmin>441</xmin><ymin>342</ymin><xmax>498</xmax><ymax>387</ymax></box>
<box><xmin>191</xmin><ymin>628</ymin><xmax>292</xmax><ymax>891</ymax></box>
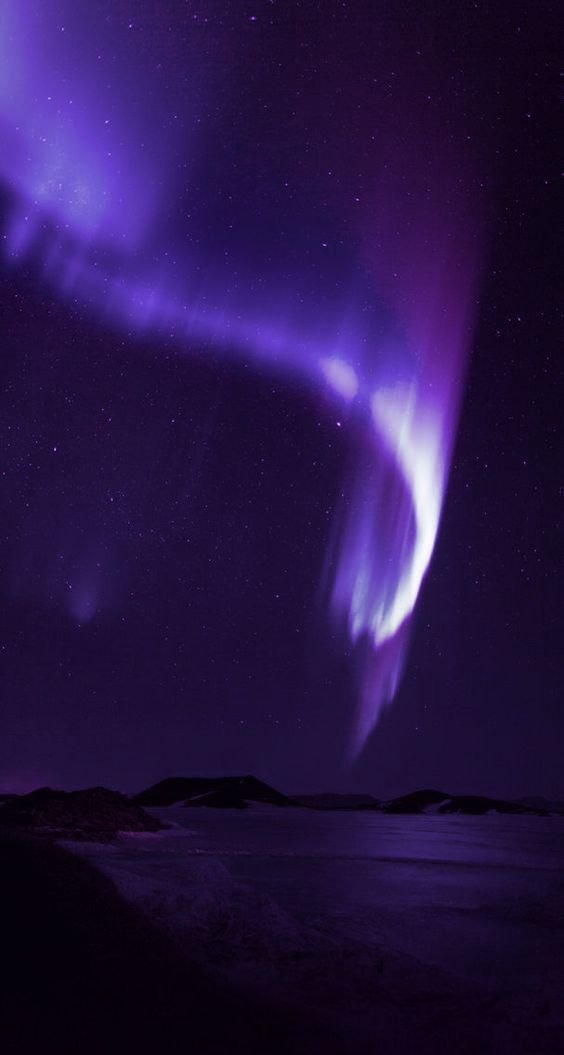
<box><xmin>0</xmin><ymin>0</ymin><xmax>561</xmax><ymax>797</ymax></box>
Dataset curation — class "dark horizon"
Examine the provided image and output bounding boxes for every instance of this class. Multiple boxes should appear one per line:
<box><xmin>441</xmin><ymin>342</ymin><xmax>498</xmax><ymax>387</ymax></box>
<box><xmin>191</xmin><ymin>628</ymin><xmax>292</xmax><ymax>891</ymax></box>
<box><xmin>2</xmin><ymin>758</ymin><xmax>562</xmax><ymax>806</ymax></box>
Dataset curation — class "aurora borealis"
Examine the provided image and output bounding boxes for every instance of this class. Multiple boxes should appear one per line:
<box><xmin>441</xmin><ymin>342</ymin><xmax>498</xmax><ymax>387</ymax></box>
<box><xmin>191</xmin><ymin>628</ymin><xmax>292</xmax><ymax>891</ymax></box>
<box><xmin>0</xmin><ymin>1</ymin><xmax>560</xmax><ymax>792</ymax></box>
<box><xmin>0</xmin><ymin>0</ymin><xmax>486</xmax><ymax>750</ymax></box>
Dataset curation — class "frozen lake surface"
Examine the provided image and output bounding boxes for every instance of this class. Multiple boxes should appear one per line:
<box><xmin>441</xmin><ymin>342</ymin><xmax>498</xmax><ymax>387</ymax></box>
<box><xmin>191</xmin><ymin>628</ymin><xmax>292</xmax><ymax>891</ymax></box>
<box><xmin>67</xmin><ymin>809</ymin><xmax>564</xmax><ymax>1053</ymax></box>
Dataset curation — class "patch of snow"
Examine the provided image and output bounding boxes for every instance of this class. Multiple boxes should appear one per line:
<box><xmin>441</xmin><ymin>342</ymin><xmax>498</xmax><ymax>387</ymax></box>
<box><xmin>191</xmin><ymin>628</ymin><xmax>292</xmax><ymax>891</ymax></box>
<box><xmin>63</xmin><ymin>812</ymin><xmax>564</xmax><ymax>1054</ymax></box>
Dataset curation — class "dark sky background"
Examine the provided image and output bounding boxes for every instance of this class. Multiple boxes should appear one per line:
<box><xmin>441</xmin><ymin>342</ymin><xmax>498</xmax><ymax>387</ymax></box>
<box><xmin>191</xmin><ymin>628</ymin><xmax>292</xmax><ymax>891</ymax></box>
<box><xmin>1</xmin><ymin>1</ymin><xmax>561</xmax><ymax>798</ymax></box>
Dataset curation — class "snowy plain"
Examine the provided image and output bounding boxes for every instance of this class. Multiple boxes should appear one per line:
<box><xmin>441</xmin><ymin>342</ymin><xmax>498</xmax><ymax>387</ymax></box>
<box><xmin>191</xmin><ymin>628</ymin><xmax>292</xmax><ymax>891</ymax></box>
<box><xmin>65</xmin><ymin>808</ymin><xmax>564</xmax><ymax>1054</ymax></box>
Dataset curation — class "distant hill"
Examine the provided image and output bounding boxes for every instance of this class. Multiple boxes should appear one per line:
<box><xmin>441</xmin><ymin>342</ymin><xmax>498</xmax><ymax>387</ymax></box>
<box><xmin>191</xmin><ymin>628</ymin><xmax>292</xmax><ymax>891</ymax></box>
<box><xmin>132</xmin><ymin>775</ymin><xmax>296</xmax><ymax>809</ymax></box>
<box><xmin>293</xmin><ymin>793</ymin><xmax>380</xmax><ymax>810</ymax></box>
<box><xmin>0</xmin><ymin>786</ymin><xmax>163</xmax><ymax>837</ymax></box>
<box><xmin>380</xmin><ymin>790</ymin><xmax>545</xmax><ymax>816</ymax></box>
<box><xmin>132</xmin><ymin>778</ymin><xmax>553</xmax><ymax>815</ymax></box>
<box><xmin>438</xmin><ymin>795</ymin><xmax>546</xmax><ymax>816</ymax></box>
<box><xmin>380</xmin><ymin>789</ymin><xmax>449</xmax><ymax>813</ymax></box>
<box><xmin>517</xmin><ymin>796</ymin><xmax>564</xmax><ymax>815</ymax></box>
<box><xmin>1</xmin><ymin>779</ymin><xmax>555</xmax><ymax>819</ymax></box>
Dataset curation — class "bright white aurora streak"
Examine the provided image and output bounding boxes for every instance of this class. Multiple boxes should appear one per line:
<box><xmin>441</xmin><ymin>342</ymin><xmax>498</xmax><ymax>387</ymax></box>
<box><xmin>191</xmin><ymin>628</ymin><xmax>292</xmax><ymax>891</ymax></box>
<box><xmin>368</xmin><ymin>384</ymin><xmax>443</xmax><ymax>647</ymax></box>
<box><xmin>0</xmin><ymin>0</ymin><xmax>483</xmax><ymax>752</ymax></box>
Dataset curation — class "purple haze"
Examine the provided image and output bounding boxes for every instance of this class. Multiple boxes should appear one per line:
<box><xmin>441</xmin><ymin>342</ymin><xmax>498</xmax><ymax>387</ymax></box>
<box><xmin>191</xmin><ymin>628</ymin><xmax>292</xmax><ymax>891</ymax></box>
<box><xmin>0</xmin><ymin>1</ymin><xmax>483</xmax><ymax>751</ymax></box>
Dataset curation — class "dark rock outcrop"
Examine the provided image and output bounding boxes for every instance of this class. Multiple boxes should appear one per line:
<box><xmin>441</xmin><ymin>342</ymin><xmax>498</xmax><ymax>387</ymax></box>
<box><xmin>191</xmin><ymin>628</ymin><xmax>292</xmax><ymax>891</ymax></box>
<box><xmin>0</xmin><ymin>785</ymin><xmax>163</xmax><ymax>837</ymax></box>
<box><xmin>133</xmin><ymin>774</ymin><xmax>296</xmax><ymax>809</ymax></box>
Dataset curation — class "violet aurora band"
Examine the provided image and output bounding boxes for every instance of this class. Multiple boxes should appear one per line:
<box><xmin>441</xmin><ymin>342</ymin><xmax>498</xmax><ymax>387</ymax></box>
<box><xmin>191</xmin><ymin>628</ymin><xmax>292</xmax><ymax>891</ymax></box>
<box><xmin>0</xmin><ymin>0</ymin><xmax>485</xmax><ymax>753</ymax></box>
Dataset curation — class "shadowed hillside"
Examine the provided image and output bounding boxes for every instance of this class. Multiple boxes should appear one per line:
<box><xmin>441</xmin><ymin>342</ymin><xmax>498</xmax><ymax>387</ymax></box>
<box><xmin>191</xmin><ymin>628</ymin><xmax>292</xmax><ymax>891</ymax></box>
<box><xmin>0</xmin><ymin>786</ymin><xmax>162</xmax><ymax>837</ymax></box>
<box><xmin>133</xmin><ymin>775</ymin><xmax>296</xmax><ymax>809</ymax></box>
<box><xmin>0</xmin><ymin>832</ymin><xmax>344</xmax><ymax>1055</ymax></box>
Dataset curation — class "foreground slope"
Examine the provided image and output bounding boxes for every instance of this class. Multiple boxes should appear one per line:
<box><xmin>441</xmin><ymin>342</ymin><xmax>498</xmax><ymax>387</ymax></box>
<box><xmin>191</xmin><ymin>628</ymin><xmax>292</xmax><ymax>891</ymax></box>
<box><xmin>67</xmin><ymin>808</ymin><xmax>564</xmax><ymax>1055</ymax></box>
<box><xmin>0</xmin><ymin>831</ymin><xmax>343</xmax><ymax>1055</ymax></box>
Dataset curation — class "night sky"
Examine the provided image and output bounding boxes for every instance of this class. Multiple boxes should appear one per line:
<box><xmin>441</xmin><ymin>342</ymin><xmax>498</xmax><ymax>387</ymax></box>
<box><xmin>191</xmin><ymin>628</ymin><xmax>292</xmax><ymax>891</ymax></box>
<box><xmin>1</xmin><ymin>1</ymin><xmax>561</xmax><ymax>799</ymax></box>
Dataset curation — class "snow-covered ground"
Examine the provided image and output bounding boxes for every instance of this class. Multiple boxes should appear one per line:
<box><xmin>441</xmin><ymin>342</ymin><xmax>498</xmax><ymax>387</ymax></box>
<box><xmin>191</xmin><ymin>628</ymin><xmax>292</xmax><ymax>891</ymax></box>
<box><xmin>65</xmin><ymin>809</ymin><xmax>564</xmax><ymax>1053</ymax></box>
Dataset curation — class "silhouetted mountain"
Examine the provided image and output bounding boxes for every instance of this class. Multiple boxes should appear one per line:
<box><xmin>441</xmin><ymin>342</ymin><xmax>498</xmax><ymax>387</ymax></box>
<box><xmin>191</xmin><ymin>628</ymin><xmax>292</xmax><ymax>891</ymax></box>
<box><xmin>293</xmin><ymin>793</ymin><xmax>380</xmax><ymax>810</ymax></box>
<box><xmin>438</xmin><ymin>795</ymin><xmax>546</xmax><ymax>816</ymax></box>
<box><xmin>133</xmin><ymin>775</ymin><xmax>296</xmax><ymax>809</ymax></box>
<box><xmin>381</xmin><ymin>789</ymin><xmax>449</xmax><ymax>813</ymax></box>
<box><xmin>517</xmin><ymin>796</ymin><xmax>564</xmax><ymax>815</ymax></box>
<box><xmin>0</xmin><ymin>786</ymin><xmax>163</xmax><ymax>837</ymax></box>
<box><xmin>297</xmin><ymin>788</ymin><xmax>549</xmax><ymax>816</ymax></box>
<box><xmin>132</xmin><ymin>778</ymin><xmax>556</xmax><ymax>815</ymax></box>
<box><xmin>184</xmin><ymin>789</ymin><xmax>248</xmax><ymax>809</ymax></box>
